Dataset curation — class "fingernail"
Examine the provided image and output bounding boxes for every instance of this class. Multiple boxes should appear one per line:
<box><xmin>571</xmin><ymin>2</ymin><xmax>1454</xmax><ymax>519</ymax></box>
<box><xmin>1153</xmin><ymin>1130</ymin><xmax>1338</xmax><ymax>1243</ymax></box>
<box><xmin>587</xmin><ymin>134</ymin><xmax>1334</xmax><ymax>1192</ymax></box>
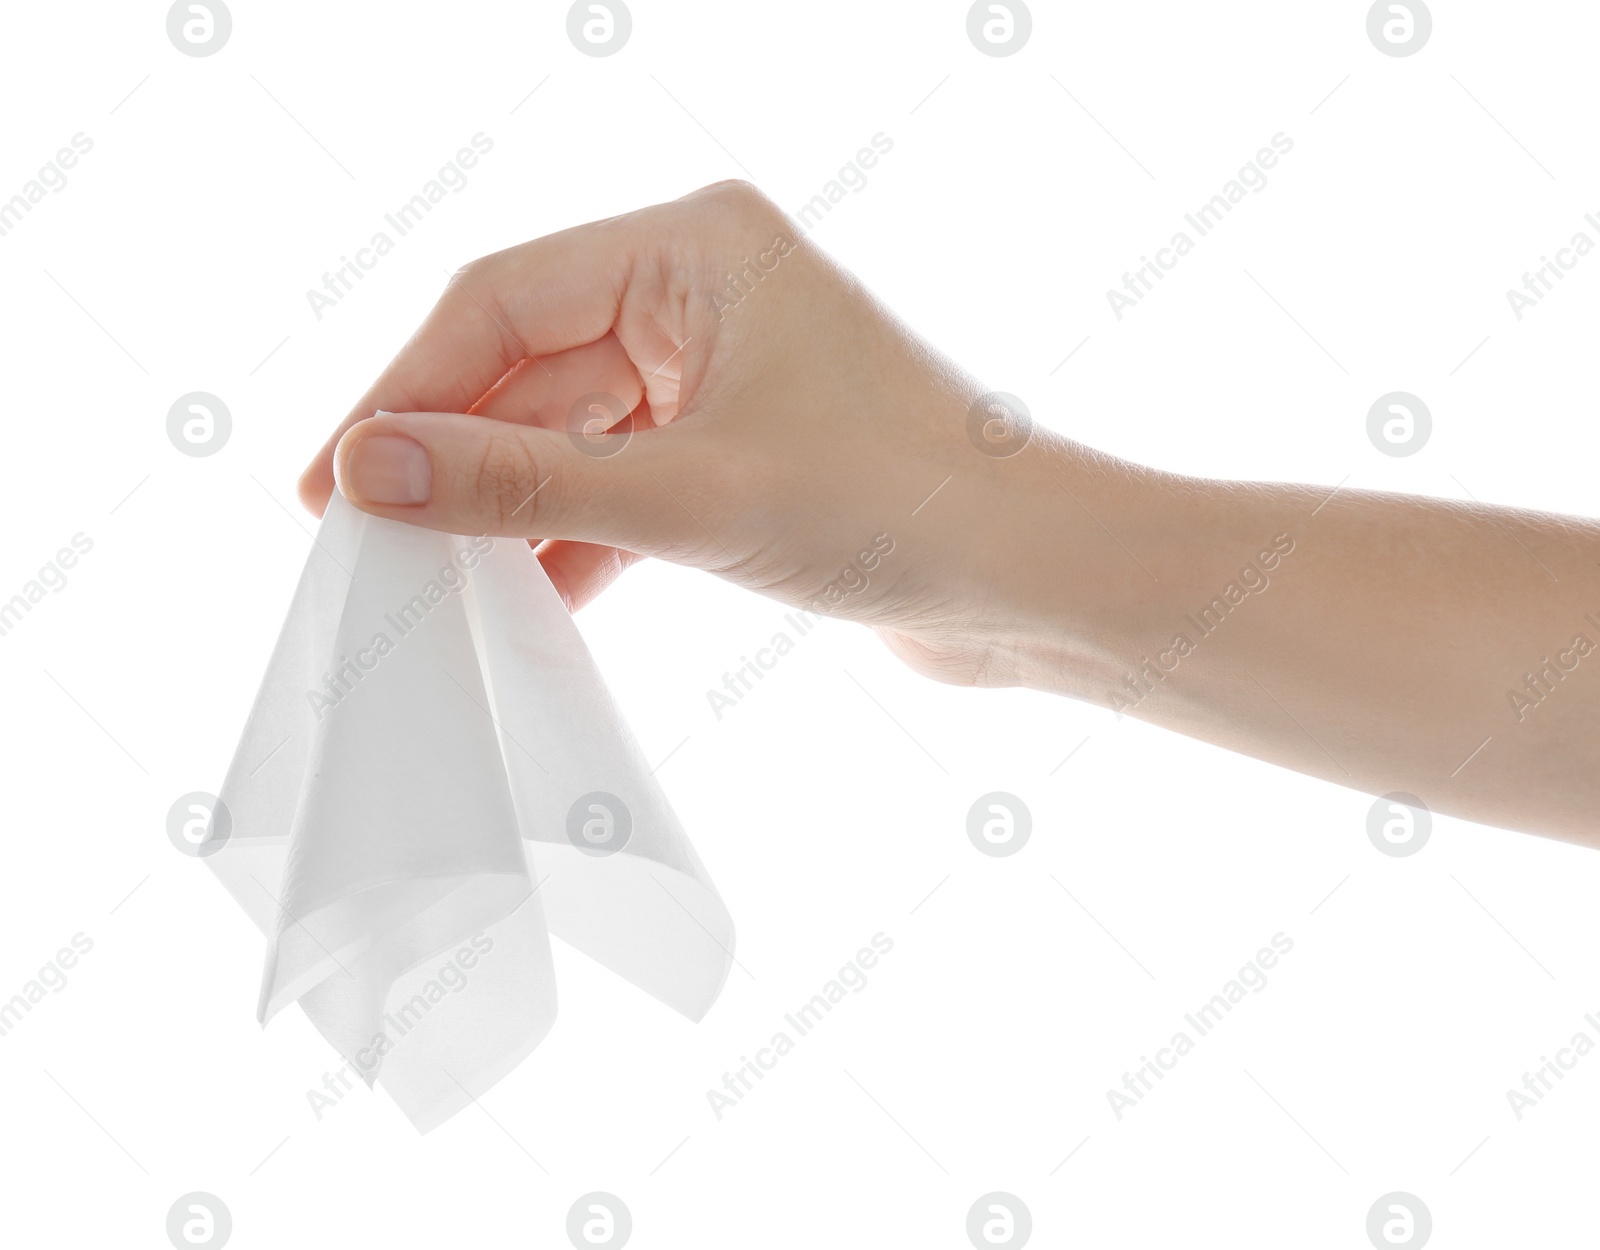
<box><xmin>345</xmin><ymin>434</ymin><xmax>431</xmax><ymax>505</ymax></box>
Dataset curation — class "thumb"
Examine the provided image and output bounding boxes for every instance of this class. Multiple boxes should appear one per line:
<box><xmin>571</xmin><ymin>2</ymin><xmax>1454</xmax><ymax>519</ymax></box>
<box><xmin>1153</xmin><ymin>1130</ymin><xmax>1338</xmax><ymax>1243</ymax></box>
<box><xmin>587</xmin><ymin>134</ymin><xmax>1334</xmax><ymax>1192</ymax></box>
<box><xmin>332</xmin><ymin>410</ymin><xmax>689</xmax><ymax>549</ymax></box>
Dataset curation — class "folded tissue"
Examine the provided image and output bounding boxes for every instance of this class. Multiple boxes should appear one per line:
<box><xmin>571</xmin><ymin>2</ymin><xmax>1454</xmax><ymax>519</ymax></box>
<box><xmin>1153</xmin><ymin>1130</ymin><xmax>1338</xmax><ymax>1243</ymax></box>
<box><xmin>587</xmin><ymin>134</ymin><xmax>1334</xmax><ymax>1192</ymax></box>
<box><xmin>204</xmin><ymin>490</ymin><xmax>734</xmax><ymax>1130</ymax></box>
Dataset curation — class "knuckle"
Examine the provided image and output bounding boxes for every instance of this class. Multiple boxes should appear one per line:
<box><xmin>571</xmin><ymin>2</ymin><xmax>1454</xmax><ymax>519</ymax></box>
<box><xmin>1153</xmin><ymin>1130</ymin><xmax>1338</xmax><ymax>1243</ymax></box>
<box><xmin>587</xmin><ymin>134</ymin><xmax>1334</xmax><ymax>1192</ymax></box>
<box><xmin>472</xmin><ymin>431</ymin><xmax>547</xmax><ymax>531</ymax></box>
<box><xmin>705</xmin><ymin>177</ymin><xmax>761</xmax><ymax>200</ymax></box>
<box><xmin>444</xmin><ymin>250</ymin><xmax>513</xmax><ymax>307</ymax></box>
<box><xmin>694</xmin><ymin>178</ymin><xmax>774</xmax><ymax>221</ymax></box>
<box><xmin>446</xmin><ymin>254</ymin><xmax>489</xmax><ymax>291</ymax></box>
<box><xmin>441</xmin><ymin>252</ymin><xmax>522</xmax><ymax>363</ymax></box>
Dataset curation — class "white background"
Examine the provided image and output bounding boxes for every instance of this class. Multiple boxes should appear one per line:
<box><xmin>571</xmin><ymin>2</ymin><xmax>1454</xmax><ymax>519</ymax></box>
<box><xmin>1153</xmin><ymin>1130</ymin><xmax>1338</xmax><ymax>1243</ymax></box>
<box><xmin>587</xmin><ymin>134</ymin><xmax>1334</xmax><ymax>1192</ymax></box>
<box><xmin>1</xmin><ymin>1</ymin><xmax>1598</xmax><ymax>1245</ymax></box>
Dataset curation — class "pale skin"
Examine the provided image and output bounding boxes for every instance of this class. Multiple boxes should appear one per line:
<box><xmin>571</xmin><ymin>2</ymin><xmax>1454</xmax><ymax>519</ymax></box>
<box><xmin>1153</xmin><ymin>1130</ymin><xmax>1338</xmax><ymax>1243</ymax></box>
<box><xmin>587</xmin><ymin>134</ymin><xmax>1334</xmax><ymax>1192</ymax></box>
<box><xmin>298</xmin><ymin>181</ymin><xmax>1600</xmax><ymax>846</ymax></box>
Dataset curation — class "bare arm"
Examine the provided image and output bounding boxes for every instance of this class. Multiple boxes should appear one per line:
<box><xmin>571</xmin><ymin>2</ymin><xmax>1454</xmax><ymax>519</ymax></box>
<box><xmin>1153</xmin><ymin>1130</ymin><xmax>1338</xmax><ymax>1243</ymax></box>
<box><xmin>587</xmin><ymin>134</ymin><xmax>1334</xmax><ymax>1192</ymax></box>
<box><xmin>976</xmin><ymin>451</ymin><xmax>1600</xmax><ymax>844</ymax></box>
<box><xmin>297</xmin><ymin>181</ymin><xmax>1600</xmax><ymax>846</ymax></box>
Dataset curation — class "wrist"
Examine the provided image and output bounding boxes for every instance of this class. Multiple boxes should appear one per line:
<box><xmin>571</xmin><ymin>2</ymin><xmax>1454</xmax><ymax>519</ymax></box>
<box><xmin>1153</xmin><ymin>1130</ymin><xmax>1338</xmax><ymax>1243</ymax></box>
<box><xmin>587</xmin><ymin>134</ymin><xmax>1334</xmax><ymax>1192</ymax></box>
<box><xmin>855</xmin><ymin>364</ymin><xmax>1177</xmax><ymax>696</ymax></box>
<box><xmin>961</xmin><ymin>434</ymin><xmax>1174</xmax><ymax>700</ymax></box>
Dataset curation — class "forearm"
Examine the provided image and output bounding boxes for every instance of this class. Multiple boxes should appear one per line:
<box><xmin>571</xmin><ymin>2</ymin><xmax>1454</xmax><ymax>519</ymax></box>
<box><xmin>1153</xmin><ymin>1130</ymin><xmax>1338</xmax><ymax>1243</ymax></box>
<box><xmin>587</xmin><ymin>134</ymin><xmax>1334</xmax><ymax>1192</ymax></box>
<box><xmin>996</xmin><ymin>441</ymin><xmax>1600</xmax><ymax>845</ymax></box>
<box><xmin>295</xmin><ymin>175</ymin><xmax>1598</xmax><ymax>850</ymax></box>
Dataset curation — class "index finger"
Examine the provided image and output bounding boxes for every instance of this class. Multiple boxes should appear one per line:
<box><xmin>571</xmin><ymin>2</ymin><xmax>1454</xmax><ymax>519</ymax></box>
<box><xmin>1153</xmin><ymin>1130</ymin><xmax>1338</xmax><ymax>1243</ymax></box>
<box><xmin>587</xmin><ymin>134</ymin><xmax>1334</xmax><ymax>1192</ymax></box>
<box><xmin>296</xmin><ymin>213</ymin><xmax>637</xmax><ymax>515</ymax></box>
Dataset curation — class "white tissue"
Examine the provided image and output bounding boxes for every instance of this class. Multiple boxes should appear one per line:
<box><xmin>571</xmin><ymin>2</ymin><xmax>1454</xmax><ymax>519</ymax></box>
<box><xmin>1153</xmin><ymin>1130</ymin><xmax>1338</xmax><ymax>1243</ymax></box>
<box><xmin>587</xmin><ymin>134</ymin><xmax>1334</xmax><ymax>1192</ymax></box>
<box><xmin>208</xmin><ymin>491</ymin><xmax>734</xmax><ymax>1131</ymax></box>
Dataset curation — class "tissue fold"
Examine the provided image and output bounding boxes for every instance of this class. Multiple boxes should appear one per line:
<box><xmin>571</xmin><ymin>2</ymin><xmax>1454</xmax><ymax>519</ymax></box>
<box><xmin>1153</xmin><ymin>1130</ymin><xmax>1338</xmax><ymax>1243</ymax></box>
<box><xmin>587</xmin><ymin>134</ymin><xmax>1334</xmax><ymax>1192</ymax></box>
<box><xmin>209</xmin><ymin>492</ymin><xmax>734</xmax><ymax>1131</ymax></box>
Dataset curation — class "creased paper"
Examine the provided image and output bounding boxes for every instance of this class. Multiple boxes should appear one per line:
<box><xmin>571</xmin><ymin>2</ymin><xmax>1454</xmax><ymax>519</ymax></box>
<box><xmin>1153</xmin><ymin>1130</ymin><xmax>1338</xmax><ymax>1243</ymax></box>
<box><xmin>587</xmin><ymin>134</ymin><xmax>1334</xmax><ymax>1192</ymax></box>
<box><xmin>208</xmin><ymin>491</ymin><xmax>734</xmax><ymax>1131</ymax></box>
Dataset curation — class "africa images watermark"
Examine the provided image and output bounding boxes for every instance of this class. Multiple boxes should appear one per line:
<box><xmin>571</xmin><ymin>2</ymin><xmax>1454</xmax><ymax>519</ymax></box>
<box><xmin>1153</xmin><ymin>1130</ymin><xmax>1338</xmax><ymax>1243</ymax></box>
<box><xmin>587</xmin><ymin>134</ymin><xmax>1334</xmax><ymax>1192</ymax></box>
<box><xmin>711</xmin><ymin>131</ymin><xmax>895</xmax><ymax>320</ymax></box>
<box><xmin>1503</xmin><ymin>210</ymin><xmax>1600</xmax><ymax>320</ymax></box>
<box><xmin>305</xmin><ymin>132</ymin><xmax>495</xmax><ymax>320</ymax></box>
<box><xmin>1106</xmin><ymin>132</ymin><xmax>1294</xmax><ymax>320</ymax></box>
<box><xmin>1106</xmin><ymin>932</ymin><xmax>1294</xmax><ymax>1120</ymax></box>
<box><xmin>710</xmin><ymin>232</ymin><xmax>796</xmax><ymax>321</ymax></box>
<box><xmin>1503</xmin><ymin>1006</ymin><xmax>1600</xmax><ymax>1122</ymax></box>
<box><xmin>0</xmin><ymin>533</ymin><xmax>94</xmax><ymax>639</ymax></box>
<box><xmin>705</xmin><ymin>532</ymin><xmax>895</xmax><ymax>720</ymax></box>
<box><xmin>0</xmin><ymin>933</ymin><xmax>94</xmax><ymax>1039</ymax></box>
<box><xmin>306</xmin><ymin>931</ymin><xmax>493</xmax><ymax>1120</ymax></box>
<box><xmin>0</xmin><ymin>132</ymin><xmax>93</xmax><ymax>240</ymax></box>
<box><xmin>304</xmin><ymin>534</ymin><xmax>494</xmax><ymax>719</ymax></box>
<box><xmin>1504</xmin><ymin>610</ymin><xmax>1600</xmax><ymax>722</ymax></box>
<box><xmin>793</xmin><ymin>132</ymin><xmax>894</xmax><ymax>233</ymax></box>
<box><xmin>705</xmin><ymin>932</ymin><xmax>894</xmax><ymax>1120</ymax></box>
<box><xmin>1109</xmin><ymin>532</ymin><xmax>1294</xmax><ymax>717</ymax></box>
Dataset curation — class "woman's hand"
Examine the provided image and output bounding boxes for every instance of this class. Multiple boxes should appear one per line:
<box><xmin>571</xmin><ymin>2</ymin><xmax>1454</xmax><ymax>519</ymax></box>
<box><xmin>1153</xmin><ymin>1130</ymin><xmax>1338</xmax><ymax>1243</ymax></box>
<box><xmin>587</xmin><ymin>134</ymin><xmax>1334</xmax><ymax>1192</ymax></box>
<box><xmin>300</xmin><ymin>178</ymin><xmax>1600</xmax><ymax>843</ymax></box>
<box><xmin>298</xmin><ymin>180</ymin><xmax>1105</xmax><ymax>688</ymax></box>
